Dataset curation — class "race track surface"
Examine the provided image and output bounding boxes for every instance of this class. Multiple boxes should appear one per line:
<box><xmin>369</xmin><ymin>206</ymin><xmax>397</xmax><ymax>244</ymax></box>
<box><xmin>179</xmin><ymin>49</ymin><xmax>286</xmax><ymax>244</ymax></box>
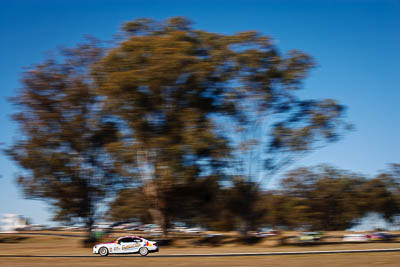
<box><xmin>1</xmin><ymin>248</ymin><xmax>400</xmax><ymax>258</ymax></box>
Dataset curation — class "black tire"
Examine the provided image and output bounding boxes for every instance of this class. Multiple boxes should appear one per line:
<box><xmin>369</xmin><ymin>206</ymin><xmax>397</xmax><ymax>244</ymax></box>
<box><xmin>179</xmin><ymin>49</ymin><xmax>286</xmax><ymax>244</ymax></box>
<box><xmin>139</xmin><ymin>247</ymin><xmax>149</xmax><ymax>256</ymax></box>
<box><xmin>99</xmin><ymin>247</ymin><xmax>109</xmax><ymax>256</ymax></box>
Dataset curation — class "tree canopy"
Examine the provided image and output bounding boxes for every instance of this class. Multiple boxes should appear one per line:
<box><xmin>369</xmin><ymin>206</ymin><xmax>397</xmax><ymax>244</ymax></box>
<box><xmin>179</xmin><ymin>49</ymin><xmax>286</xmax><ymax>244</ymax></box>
<box><xmin>8</xmin><ymin>17</ymin><xmax>352</xmax><ymax>236</ymax></box>
<box><xmin>92</xmin><ymin>17</ymin><xmax>349</xmax><ymax>234</ymax></box>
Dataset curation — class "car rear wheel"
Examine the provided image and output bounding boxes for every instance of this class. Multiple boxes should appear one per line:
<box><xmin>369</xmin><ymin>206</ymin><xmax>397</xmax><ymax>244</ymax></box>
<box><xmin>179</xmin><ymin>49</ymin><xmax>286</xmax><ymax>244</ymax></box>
<box><xmin>99</xmin><ymin>247</ymin><xmax>109</xmax><ymax>256</ymax></box>
<box><xmin>139</xmin><ymin>247</ymin><xmax>149</xmax><ymax>256</ymax></box>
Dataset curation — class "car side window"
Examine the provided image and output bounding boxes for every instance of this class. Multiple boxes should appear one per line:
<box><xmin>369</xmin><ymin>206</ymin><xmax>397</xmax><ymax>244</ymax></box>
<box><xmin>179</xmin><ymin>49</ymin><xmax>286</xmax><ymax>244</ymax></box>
<box><xmin>119</xmin><ymin>238</ymin><xmax>134</xmax><ymax>243</ymax></box>
<box><xmin>132</xmin><ymin>238</ymin><xmax>142</xmax><ymax>242</ymax></box>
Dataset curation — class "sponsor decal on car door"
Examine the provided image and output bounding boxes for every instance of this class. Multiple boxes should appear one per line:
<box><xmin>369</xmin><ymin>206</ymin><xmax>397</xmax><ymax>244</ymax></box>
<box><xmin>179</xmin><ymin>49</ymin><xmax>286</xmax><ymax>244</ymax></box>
<box><xmin>119</xmin><ymin>237</ymin><xmax>136</xmax><ymax>253</ymax></box>
<box><xmin>132</xmin><ymin>238</ymin><xmax>143</xmax><ymax>252</ymax></box>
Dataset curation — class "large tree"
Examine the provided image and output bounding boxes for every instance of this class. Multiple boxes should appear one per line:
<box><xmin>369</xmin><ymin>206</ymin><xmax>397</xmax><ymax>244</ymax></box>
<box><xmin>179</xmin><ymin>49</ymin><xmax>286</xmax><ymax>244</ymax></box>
<box><xmin>6</xmin><ymin>40</ymin><xmax>129</xmax><ymax>241</ymax></box>
<box><xmin>92</xmin><ymin>17</ymin><xmax>349</xmax><ymax>235</ymax></box>
<box><xmin>8</xmin><ymin>16</ymin><xmax>350</xmax><ymax>237</ymax></box>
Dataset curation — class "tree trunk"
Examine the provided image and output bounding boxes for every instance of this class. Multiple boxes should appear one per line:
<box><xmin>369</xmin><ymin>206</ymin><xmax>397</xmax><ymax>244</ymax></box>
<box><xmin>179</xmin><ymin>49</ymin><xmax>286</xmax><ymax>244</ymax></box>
<box><xmin>148</xmin><ymin>203</ymin><xmax>170</xmax><ymax>237</ymax></box>
<box><xmin>142</xmin><ymin>181</ymin><xmax>171</xmax><ymax>237</ymax></box>
<box><xmin>161</xmin><ymin>210</ymin><xmax>170</xmax><ymax>237</ymax></box>
<box><xmin>239</xmin><ymin>220</ymin><xmax>252</xmax><ymax>237</ymax></box>
<box><xmin>137</xmin><ymin>150</ymin><xmax>170</xmax><ymax>235</ymax></box>
<box><xmin>83</xmin><ymin>216</ymin><xmax>95</xmax><ymax>247</ymax></box>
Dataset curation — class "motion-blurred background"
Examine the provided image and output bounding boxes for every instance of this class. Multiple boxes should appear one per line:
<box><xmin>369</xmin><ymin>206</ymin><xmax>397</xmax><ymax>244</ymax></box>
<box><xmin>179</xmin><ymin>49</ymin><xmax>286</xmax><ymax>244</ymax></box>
<box><xmin>0</xmin><ymin>0</ymin><xmax>400</xmax><ymax>250</ymax></box>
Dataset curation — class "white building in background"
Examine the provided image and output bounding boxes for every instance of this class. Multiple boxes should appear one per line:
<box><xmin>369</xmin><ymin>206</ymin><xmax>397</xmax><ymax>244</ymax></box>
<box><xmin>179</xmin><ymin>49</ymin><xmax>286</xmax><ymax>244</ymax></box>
<box><xmin>0</xmin><ymin>214</ymin><xmax>28</xmax><ymax>232</ymax></box>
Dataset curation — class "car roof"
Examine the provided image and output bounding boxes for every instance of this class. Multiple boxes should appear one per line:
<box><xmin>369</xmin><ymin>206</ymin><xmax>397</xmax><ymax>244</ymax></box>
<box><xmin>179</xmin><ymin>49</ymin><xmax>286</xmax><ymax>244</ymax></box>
<box><xmin>117</xmin><ymin>235</ymin><xmax>144</xmax><ymax>240</ymax></box>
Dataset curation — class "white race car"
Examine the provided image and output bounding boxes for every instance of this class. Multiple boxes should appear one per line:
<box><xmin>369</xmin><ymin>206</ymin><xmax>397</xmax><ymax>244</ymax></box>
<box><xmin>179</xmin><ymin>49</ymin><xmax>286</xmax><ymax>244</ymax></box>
<box><xmin>93</xmin><ymin>235</ymin><xmax>159</xmax><ymax>256</ymax></box>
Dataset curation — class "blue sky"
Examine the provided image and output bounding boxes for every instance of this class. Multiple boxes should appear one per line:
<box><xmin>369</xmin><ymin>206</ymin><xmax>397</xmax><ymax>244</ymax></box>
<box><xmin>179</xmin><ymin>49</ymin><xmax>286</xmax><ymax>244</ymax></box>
<box><xmin>0</xmin><ymin>0</ymin><xmax>399</xmax><ymax>225</ymax></box>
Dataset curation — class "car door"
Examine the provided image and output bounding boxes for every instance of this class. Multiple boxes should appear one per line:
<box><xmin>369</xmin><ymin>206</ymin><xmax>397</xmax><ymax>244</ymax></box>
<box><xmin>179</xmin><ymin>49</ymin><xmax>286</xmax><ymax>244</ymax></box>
<box><xmin>131</xmin><ymin>238</ymin><xmax>143</xmax><ymax>252</ymax></box>
<box><xmin>119</xmin><ymin>237</ymin><xmax>136</xmax><ymax>253</ymax></box>
<box><xmin>111</xmin><ymin>239</ymin><xmax>123</xmax><ymax>254</ymax></box>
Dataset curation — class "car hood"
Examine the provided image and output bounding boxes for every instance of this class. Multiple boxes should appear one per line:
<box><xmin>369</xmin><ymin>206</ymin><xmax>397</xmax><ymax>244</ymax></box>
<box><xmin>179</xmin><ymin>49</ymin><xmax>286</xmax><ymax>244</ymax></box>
<box><xmin>94</xmin><ymin>242</ymin><xmax>115</xmax><ymax>247</ymax></box>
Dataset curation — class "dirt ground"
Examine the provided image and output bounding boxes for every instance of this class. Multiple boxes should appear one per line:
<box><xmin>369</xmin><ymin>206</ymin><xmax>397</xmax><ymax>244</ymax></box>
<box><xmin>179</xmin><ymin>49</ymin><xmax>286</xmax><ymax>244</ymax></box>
<box><xmin>1</xmin><ymin>232</ymin><xmax>400</xmax><ymax>266</ymax></box>
<box><xmin>2</xmin><ymin>253</ymin><xmax>400</xmax><ymax>267</ymax></box>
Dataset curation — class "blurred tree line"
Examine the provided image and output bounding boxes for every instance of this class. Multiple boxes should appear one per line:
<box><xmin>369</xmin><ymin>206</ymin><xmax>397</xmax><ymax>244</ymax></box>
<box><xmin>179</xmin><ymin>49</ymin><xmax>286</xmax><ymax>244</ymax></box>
<box><xmin>265</xmin><ymin>164</ymin><xmax>400</xmax><ymax>231</ymax></box>
<box><xmin>109</xmin><ymin>164</ymin><xmax>400</xmax><ymax>232</ymax></box>
<box><xmin>8</xmin><ymin>17</ymin><xmax>396</xmax><ymax>239</ymax></box>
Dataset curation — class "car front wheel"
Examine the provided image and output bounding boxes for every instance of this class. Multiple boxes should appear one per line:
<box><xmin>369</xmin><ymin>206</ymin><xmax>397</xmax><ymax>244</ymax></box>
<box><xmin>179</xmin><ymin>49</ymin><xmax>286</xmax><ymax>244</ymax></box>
<box><xmin>99</xmin><ymin>247</ymin><xmax>109</xmax><ymax>256</ymax></box>
<box><xmin>139</xmin><ymin>247</ymin><xmax>149</xmax><ymax>256</ymax></box>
